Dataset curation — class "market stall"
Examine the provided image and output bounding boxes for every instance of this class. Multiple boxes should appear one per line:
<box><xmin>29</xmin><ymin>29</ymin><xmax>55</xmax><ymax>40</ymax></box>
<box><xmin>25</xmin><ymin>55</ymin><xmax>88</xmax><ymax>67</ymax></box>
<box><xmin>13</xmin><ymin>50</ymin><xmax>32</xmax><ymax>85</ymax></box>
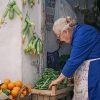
<box><xmin>0</xmin><ymin>0</ymin><xmax>99</xmax><ymax>100</ymax></box>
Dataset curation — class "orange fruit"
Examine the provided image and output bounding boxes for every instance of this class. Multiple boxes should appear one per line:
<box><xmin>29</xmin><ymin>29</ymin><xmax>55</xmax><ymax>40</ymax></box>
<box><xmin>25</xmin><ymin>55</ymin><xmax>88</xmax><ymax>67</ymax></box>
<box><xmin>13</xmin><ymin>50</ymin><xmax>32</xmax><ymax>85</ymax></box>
<box><xmin>13</xmin><ymin>87</ymin><xmax>20</xmax><ymax>92</ymax></box>
<box><xmin>22</xmin><ymin>84</ymin><xmax>25</xmax><ymax>87</ymax></box>
<box><xmin>11</xmin><ymin>89</ymin><xmax>19</xmax><ymax>97</ymax></box>
<box><xmin>15</xmin><ymin>81</ymin><xmax>23</xmax><ymax>88</ymax></box>
<box><xmin>27</xmin><ymin>84</ymin><xmax>32</xmax><ymax>93</ymax></box>
<box><xmin>22</xmin><ymin>90</ymin><xmax>27</xmax><ymax>96</ymax></box>
<box><xmin>4</xmin><ymin>79</ymin><xmax>11</xmax><ymax>85</ymax></box>
<box><xmin>28</xmin><ymin>86</ymin><xmax>32</xmax><ymax>93</ymax></box>
<box><xmin>0</xmin><ymin>89</ymin><xmax>2</xmax><ymax>94</ymax></box>
<box><xmin>1</xmin><ymin>84</ymin><xmax>7</xmax><ymax>89</ymax></box>
<box><xmin>9</xmin><ymin>95</ymin><xmax>13</xmax><ymax>100</ymax></box>
<box><xmin>8</xmin><ymin>82</ymin><xmax>15</xmax><ymax>90</ymax></box>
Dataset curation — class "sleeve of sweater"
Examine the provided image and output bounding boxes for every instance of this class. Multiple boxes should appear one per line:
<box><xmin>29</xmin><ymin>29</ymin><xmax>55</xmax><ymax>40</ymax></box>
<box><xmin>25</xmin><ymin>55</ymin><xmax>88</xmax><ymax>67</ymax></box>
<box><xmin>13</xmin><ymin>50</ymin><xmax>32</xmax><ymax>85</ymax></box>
<box><xmin>62</xmin><ymin>25</ymin><xmax>97</xmax><ymax>77</ymax></box>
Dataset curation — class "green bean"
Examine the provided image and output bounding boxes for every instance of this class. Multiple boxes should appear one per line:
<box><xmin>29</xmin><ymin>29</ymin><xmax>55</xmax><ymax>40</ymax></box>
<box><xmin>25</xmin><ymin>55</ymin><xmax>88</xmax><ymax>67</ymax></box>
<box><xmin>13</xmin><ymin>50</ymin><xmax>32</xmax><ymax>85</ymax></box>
<box><xmin>33</xmin><ymin>68</ymin><xmax>68</xmax><ymax>90</ymax></box>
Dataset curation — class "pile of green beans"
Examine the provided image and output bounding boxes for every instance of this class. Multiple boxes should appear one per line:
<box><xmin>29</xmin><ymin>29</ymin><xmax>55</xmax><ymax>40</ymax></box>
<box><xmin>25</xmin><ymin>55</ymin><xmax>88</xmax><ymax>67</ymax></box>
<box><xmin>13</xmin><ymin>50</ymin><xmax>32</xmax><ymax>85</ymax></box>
<box><xmin>34</xmin><ymin>68</ymin><xmax>67</xmax><ymax>90</ymax></box>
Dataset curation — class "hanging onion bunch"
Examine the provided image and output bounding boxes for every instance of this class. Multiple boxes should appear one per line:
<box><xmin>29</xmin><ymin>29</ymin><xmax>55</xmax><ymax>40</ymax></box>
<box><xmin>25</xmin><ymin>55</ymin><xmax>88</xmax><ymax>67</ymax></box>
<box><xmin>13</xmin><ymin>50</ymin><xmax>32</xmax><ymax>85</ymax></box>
<box><xmin>24</xmin><ymin>36</ymin><xmax>43</xmax><ymax>55</ymax></box>
<box><xmin>2</xmin><ymin>0</ymin><xmax>23</xmax><ymax>20</ymax></box>
<box><xmin>22</xmin><ymin>0</ymin><xmax>36</xmax><ymax>8</ymax></box>
<box><xmin>22</xmin><ymin>13</ymin><xmax>35</xmax><ymax>44</ymax></box>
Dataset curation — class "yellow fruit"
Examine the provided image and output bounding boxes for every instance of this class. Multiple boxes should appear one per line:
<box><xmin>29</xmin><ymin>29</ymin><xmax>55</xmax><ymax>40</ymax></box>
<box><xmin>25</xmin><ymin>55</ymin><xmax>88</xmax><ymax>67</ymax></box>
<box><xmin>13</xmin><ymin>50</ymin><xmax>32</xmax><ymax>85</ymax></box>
<box><xmin>13</xmin><ymin>87</ymin><xmax>20</xmax><ymax>92</ymax></box>
<box><xmin>8</xmin><ymin>82</ymin><xmax>15</xmax><ymax>90</ymax></box>
<box><xmin>28</xmin><ymin>83</ymin><xmax>32</xmax><ymax>93</ymax></box>
<box><xmin>15</xmin><ymin>81</ymin><xmax>23</xmax><ymax>88</ymax></box>
<box><xmin>4</xmin><ymin>79</ymin><xmax>11</xmax><ymax>85</ymax></box>
<box><xmin>0</xmin><ymin>89</ymin><xmax>2</xmax><ymax>94</ymax></box>
<box><xmin>1</xmin><ymin>84</ymin><xmax>7</xmax><ymax>89</ymax></box>
<box><xmin>22</xmin><ymin>90</ymin><xmax>27</xmax><ymax>96</ymax></box>
<box><xmin>11</xmin><ymin>89</ymin><xmax>19</xmax><ymax>97</ymax></box>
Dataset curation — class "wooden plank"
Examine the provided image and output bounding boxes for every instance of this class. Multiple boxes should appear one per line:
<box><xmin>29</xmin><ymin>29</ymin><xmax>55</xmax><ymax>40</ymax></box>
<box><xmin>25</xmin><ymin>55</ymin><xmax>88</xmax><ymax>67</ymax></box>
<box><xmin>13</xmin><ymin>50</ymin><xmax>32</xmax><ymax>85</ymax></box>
<box><xmin>32</xmin><ymin>89</ymin><xmax>52</xmax><ymax>96</ymax></box>
<box><xmin>55</xmin><ymin>88</ymin><xmax>67</xmax><ymax>96</ymax></box>
<box><xmin>43</xmin><ymin>96</ymin><xmax>50</xmax><ymax>100</ymax></box>
<box><xmin>51</xmin><ymin>86</ymin><xmax>56</xmax><ymax>95</ymax></box>
<box><xmin>32</xmin><ymin>94</ymin><xmax>38</xmax><ymax>100</ymax></box>
<box><xmin>32</xmin><ymin>88</ymin><xmax>68</xmax><ymax>96</ymax></box>
<box><xmin>56</xmin><ymin>93</ymin><xmax>67</xmax><ymax>99</ymax></box>
<box><xmin>60</xmin><ymin>97</ymin><xmax>66</xmax><ymax>100</ymax></box>
<box><xmin>32</xmin><ymin>86</ymin><xmax>73</xmax><ymax>96</ymax></box>
<box><xmin>38</xmin><ymin>95</ymin><xmax>44</xmax><ymax>100</ymax></box>
<box><xmin>55</xmin><ymin>86</ymin><xmax>73</xmax><ymax>96</ymax></box>
<box><xmin>49</xmin><ymin>96</ymin><xmax>56</xmax><ymax>100</ymax></box>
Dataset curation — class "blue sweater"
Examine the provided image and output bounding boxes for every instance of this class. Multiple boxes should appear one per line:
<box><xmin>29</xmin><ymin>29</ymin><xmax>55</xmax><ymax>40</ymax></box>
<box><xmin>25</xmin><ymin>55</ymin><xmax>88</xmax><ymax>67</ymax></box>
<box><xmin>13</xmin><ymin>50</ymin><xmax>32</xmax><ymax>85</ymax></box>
<box><xmin>61</xmin><ymin>23</ymin><xmax>100</xmax><ymax>100</ymax></box>
<box><xmin>62</xmin><ymin>23</ymin><xmax>100</xmax><ymax>77</ymax></box>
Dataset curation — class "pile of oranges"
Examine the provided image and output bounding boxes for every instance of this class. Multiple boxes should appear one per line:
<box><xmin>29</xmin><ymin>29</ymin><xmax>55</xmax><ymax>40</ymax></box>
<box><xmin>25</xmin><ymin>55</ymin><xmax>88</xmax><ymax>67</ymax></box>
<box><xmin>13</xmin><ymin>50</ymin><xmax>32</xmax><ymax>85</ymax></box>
<box><xmin>0</xmin><ymin>79</ymin><xmax>31</xmax><ymax>100</ymax></box>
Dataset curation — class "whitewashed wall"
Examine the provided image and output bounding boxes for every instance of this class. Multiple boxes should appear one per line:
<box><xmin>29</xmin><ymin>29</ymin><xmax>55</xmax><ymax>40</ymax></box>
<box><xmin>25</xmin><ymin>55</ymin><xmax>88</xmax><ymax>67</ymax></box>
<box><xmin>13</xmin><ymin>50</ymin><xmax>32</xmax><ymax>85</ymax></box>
<box><xmin>0</xmin><ymin>0</ymin><xmax>22</xmax><ymax>82</ymax></box>
<box><xmin>22</xmin><ymin>0</ymin><xmax>45</xmax><ymax>85</ymax></box>
<box><xmin>0</xmin><ymin>0</ymin><xmax>44</xmax><ymax>85</ymax></box>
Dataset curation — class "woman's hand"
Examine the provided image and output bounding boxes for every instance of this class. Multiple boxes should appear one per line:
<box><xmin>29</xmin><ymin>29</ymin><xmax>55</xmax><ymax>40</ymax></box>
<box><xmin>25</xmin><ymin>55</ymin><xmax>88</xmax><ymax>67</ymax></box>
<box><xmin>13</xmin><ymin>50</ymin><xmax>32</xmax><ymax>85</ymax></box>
<box><xmin>49</xmin><ymin>79</ymin><xmax>59</xmax><ymax>90</ymax></box>
<box><xmin>49</xmin><ymin>73</ymin><xmax>66</xmax><ymax>89</ymax></box>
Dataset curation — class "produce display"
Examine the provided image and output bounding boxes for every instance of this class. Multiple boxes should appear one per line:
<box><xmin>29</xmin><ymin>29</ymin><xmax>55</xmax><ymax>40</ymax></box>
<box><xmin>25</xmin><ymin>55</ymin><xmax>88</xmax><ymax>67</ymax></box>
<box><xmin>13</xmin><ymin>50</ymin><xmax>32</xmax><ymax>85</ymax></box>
<box><xmin>24</xmin><ymin>36</ymin><xmax>43</xmax><ymax>55</ymax></box>
<box><xmin>22</xmin><ymin>13</ymin><xmax>35</xmax><ymax>44</ymax></box>
<box><xmin>22</xmin><ymin>0</ymin><xmax>36</xmax><ymax>7</ymax></box>
<box><xmin>22</xmin><ymin>13</ymin><xmax>43</xmax><ymax>56</ymax></box>
<box><xmin>33</xmin><ymin>68</ymin><xmax>67</xmax><ymax>90</ymax></box>
<box><xmin>2</xmin><ymin>0</ymin><xmax>22</xmax><ymax>20</ymax></box>
<box><xmin>0</xmin><ymin>0</ymin><xmax>43</xmax><ymax>56</ymax></box>
<box><xmin>0</xmin><ymin>1</ymin><xmax>73</xmax><ymax>100</ymax></box>
<box><xmin>0</xmin><ymin>79</ymin><xmax>31</xmax><ymax>100</ymax></box>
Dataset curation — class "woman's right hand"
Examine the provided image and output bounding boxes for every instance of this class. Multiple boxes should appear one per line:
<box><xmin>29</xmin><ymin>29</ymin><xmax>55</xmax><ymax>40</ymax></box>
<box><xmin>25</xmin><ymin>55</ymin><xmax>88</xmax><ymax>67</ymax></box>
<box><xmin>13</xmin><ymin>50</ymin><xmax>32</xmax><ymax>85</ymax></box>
<box><xmin>49</xmin><ymin>79</ymin><xmax>59</xmax><ymax>90</ymax></box>
<box><xmin>49</xmin><ymin>73</ymin><xmax>65</xmax><ymax>90</ymax></box>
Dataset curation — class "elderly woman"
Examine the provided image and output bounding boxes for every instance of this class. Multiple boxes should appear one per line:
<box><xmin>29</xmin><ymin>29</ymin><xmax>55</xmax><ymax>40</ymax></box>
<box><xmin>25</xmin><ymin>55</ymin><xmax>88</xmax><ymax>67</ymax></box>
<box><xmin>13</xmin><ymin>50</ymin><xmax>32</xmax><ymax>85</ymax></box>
<box><xmin>49</xmin><ymin>17</ymin><xmax>100</xmax><ymax>100</ymax></box>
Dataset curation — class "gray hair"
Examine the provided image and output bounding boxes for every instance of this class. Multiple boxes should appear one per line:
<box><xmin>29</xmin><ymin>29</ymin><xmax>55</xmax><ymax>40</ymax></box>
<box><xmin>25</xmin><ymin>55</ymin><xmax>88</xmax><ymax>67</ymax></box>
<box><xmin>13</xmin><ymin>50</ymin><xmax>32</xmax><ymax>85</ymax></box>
<box><xmin>53</xmin><ymin>16</ymin><xmax>76</xmax><ymax>34</ymax></box>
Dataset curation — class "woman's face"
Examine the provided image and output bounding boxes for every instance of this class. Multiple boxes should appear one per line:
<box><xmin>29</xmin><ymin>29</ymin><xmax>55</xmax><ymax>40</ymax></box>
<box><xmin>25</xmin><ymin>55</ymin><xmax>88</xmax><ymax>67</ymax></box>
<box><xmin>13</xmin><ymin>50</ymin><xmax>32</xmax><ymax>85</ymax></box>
<box><xmin>54</xmin><ymin>29</ymin><xmax>72</xmax><ymax>44</ymax></box>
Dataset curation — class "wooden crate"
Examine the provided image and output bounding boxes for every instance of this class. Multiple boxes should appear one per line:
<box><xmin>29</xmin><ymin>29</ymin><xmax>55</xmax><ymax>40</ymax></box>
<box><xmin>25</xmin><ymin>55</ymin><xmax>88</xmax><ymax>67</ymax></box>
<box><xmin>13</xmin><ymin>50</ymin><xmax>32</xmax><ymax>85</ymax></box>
<box><xmin>32</xmin><ymin>85</ymin><xmax>73</xmax><ymax>100</ymax></box>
